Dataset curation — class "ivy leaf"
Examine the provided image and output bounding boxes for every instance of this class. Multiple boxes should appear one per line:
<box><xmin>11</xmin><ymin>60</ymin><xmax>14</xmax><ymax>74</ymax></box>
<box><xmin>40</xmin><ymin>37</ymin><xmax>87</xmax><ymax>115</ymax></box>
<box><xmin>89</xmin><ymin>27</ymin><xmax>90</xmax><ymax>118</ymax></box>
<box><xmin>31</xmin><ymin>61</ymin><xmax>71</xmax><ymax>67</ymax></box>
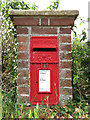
<box><xmin>0</xmin><ymin>3</ymin><xmax>5</xmax><ymax>10</ymax></box>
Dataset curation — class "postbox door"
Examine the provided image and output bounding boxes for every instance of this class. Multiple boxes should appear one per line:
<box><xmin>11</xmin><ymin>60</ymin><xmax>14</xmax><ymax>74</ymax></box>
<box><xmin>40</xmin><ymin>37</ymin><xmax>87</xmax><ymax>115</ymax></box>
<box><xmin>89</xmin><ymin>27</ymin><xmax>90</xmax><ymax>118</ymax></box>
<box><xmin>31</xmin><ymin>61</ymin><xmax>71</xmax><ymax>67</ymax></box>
<box><xmin>30</xmin><ymin>36</ymin><xmax>59</xmax><ymax>105</ymax></box>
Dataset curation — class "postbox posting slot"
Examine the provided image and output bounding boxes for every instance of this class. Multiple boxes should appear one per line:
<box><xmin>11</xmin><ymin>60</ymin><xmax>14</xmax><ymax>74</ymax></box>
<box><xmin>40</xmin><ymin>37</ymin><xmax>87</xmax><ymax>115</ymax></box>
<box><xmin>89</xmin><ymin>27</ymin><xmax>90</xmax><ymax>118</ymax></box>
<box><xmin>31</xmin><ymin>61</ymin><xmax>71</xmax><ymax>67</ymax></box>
<box><xmin>33</xmin><ymin>48</ymin><xmax>56</xmax><ymax>51</ymax></box>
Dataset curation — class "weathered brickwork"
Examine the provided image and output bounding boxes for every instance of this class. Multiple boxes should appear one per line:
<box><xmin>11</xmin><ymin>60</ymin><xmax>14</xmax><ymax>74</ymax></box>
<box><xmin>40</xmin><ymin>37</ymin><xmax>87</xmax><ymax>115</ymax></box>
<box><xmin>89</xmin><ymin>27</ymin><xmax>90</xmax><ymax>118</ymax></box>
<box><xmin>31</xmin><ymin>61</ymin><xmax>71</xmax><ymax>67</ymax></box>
<box><xmin>41</xmin><ymin>18</ymin><xmax>48</xmax><ymax>26</ymax></box>
<box><xmin>17</xmin><ymin>78</ymin><xmax>29</xmax><ymax>86</ymax></box>
<box><xmin>60</xmin><ymin>61</ymin><xmax>71</xmax><ymax>69</ymax></box>
<box><xmin>50</xmin><ymin>18</ymin><xmax>74</xmax><ymax>26</ymax></box>
<box><xmin>17</xmin><ymin>36</ymin><xmax>28</xmax><ymax>42</ymax></box>
<box><xmin>17</xmin><ymin>94</ymin><xmax>29</xmax><ymax>105</ymax></box>
<box><xmin>17</xmin><ymin>61</ymin><xmax>28</xmax><ymax>68</ymax></box>
<box><xmin>60</xmin><ymin>27</ymin><xmax>71</xmax><ymax>34</ymax></box>
<box><xmin>16</xmin><ymin>27</ymin><xmax>28</xmax><ymax>34</ymax></box>
<box><xmin>60</xmin><ymin>79</ymin><xmax>72</xmax><ymax>87</ymax></box>
<box><xmin>17</xmin><ymin>86</ymin><xmax>29</xmax><ymax>94</ymax></box>
<box><xmin>60</xmin><ymin>52</ymin><xmax>71</xmax><ymax>60</ymax></box>
<box><xmin>13</xmin><ymin>17</ymin><xmax>39</xmax><ymax>26</ymax></box>
<box><xmin>60</xmin><ymin>87</ymin><xmax>72</xmax><ymax>95</ymax></box>
<box><xmin>60</xmin><ymin>44</ymin><xmax>71</xmax><ymax>51</ymax></box>
<box><xmin>17</xmin><ymin>69</ymin><xmax>29</xmax><ymax>78</ymax></box>
<box><xmin>31</xmin><ymin>27</ymin><xmax>57</xmax><ymax>34</ymax></box>
<box><xmin>60</xmin><ymin>69</ymin><xmax>72</xmax><ymax>78</ymax></box>
<box><xmin>60</xmin><ymin>36</ymin><xmax>71</xmax><ymax>43</ymax></box>
<box><xmin>17</xmin><ymin>52</ymin><xmax>28</xmax><ymax>60</ymax></box>
<box><xmin>9</xmin><ymin>10</ymin><xmax>79</xmax><ymax>105</ymax></box>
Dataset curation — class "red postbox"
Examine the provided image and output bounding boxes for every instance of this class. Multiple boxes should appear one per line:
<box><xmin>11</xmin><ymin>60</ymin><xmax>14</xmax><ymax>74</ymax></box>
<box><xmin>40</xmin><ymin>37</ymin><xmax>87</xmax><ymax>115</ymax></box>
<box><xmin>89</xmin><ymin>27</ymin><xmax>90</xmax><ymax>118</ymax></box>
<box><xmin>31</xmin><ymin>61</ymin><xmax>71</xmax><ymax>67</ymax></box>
<box><xmin>30</xmin><ymin>36</ymin><xmax>59</xmax><ymax>105</ymax></box>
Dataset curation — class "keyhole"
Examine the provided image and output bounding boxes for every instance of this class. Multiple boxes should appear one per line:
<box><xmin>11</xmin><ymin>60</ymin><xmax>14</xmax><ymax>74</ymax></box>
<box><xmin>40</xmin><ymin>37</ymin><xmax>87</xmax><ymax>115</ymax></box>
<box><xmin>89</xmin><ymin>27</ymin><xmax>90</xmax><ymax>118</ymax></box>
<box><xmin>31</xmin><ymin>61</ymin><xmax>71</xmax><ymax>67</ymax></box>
<box><xmin>43</xmin><ymin>63</ymin><xmax>47</xmax><ymax>68</ymax></box>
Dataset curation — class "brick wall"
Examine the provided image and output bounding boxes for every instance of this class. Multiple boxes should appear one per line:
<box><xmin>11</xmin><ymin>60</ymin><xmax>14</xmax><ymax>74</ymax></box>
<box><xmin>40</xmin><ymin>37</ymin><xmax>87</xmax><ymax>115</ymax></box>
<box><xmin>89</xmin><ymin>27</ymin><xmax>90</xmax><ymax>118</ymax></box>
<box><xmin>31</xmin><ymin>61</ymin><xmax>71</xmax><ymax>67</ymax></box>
<box><xmin>9</xmin><ymin>10</ymin><xmax>79</xmax><ymax>105</ymax></box>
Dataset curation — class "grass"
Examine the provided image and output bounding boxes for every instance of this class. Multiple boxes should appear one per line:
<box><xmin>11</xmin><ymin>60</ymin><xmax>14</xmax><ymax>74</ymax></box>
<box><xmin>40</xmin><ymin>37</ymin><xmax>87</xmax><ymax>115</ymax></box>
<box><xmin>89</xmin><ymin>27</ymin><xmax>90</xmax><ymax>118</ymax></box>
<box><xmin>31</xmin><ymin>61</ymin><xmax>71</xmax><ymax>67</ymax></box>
<box><xmin>1</xmin><ymin>97</ymin><xmax>89</xmax><ymax>119</ymax></box>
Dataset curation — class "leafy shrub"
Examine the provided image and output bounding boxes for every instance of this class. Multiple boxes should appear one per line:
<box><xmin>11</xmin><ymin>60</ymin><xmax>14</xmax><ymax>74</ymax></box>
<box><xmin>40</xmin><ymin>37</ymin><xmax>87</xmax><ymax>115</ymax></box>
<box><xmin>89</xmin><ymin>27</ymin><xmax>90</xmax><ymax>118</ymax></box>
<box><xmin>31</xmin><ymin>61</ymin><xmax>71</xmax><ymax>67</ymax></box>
<box><xmin>47</xmin><ymin>0</ymin><xmax>60</xmax><ymax>10</ymax></box>
<box><xmin>1</xmin><ymin>0</ymin><xmax>38</xmax><ymax>118</ymax></box>
<box><xmin>71</xmin><ymin>24</ymin><xmax>90</xmax><ymax>102</ymax></box>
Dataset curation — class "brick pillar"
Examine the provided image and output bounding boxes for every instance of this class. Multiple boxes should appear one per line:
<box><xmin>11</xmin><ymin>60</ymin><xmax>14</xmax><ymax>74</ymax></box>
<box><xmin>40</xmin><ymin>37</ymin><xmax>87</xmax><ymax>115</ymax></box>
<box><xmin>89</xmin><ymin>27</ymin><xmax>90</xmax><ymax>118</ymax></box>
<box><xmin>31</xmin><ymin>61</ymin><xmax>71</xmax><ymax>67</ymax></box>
<box><xmin>16</xmin><ymin>27</ymin><xmax>30</xmax><ymax>104</ymax></box>
<box><xmin>60</xmin><ymin>28</ymin><xmax>72</xmax><ymax>104</ymax></box>
<box><xmin>9</xmin><ymin>10</ymin><xmax>79</xmax><ymax>105</ymax></box>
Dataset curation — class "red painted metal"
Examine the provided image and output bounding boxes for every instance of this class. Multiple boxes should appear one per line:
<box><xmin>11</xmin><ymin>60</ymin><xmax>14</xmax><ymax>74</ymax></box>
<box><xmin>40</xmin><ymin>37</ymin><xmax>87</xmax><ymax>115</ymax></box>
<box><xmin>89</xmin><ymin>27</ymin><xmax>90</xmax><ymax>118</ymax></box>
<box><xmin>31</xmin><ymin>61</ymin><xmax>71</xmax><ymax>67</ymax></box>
<box><xmin>30</xmin><ymin>36</ymin><xmax>59</xmax><ymax>105</ymax></box>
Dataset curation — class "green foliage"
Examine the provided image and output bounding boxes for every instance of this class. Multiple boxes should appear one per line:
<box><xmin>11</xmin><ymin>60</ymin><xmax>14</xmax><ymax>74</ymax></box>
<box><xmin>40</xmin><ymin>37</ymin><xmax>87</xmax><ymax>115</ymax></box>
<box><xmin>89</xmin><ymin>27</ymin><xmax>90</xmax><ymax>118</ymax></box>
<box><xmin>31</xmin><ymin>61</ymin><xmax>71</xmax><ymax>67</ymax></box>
<box><xmin>4</xmin><ymin>100</ymin><xmax>87</xmax><ymax>119</ymax></box>
<box><xmin>34</xmin><ymin>103</ymin><xmax>39</xmax><ymax>118</ymax></box>
<box><xmin>1</xmin><ymin>0</ymin><xmax>17</xmax><ymax>107</ymax></box>
<box><xmin>1</xmin><ymin>0</ymin><xmax>38</xmax><ymax>118</ymax></box>
<box><xmin>47</xmin><ymin>0</ymin><xmax>60</xmax><ymax>10</ymax></box>
<box><xmin>71</xmin><ymin>24</ymin><xmax>90</xmax><ymax>102</ymax></box>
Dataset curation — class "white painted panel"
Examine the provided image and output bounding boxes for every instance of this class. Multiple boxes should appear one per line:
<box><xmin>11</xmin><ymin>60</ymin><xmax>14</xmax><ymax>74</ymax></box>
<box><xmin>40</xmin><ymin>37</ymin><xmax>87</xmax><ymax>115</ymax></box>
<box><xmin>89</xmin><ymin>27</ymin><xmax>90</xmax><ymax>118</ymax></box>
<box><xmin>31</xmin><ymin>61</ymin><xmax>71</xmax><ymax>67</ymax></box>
<box><xmin>39</xmin><ymin>70</ymin><xmax>50</xmax><ymax>92</ymax></box>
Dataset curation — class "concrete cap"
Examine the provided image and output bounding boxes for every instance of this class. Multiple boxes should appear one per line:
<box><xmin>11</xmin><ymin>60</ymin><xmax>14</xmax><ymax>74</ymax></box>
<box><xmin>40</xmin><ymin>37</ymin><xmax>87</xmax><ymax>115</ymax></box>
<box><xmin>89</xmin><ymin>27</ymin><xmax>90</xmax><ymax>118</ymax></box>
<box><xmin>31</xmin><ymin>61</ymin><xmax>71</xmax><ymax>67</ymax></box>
<box><xmin>9</xmin><ymin>10</ymin><xmax>79</xmax><ymax>19</ymax></box>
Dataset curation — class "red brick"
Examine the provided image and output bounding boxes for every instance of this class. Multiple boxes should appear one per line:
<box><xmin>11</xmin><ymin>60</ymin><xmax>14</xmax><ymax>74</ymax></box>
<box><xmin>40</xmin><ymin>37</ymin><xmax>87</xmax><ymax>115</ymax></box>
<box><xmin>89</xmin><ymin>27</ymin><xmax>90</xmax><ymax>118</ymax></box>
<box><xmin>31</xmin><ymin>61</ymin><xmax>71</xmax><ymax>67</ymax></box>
<box><xmin>60</xmin><ymin>61</ymin><xmax>71</xmax><ymax>69</ymax></box>
<box><xmin>60</xmin><ymin>70</ymin><xmax>72</xmax><ymax>78</ymax></box>
<box><xmin>17</xmin><ymin>53</ymin><xmax>28</xmax><ymax>60</ymax></box>
<box><xmin>60</xmin><ymin>88</ymin><xmax>72</xmax><ymax>95</ymax></box>
<box><xmin>17</xmin><ymin>86</ymin><xmax>29</xmax><ymax>94</ymax></box>
<box><xmin>17</xmin><ymin>95</ymin><xmax>29</xmax><ymax>103</ymax></box>
<box><xmin>60</xmin><ymin>36</ymin><xmax>71</xmax><ymax>43</ymax></box>
<box><xmin>17</xmin><ymin>36</ymin><xmax>28</xmax><ymax>42</ymax></box>
<box><xmin>17</xmin><ymin>69</ymin><xmax>29</xmax><ymax>78</ymax></box>
<box><xmin>60</xmin><ymin>44</ymin><xmax>71</xmax><ymax>51</ymax></box>
<box><xmin>60</xmin><ymin>52</ymin><xmax>71</xmax><ymax>60</ymax></box>
<box><xmin>16</xmin><ymin>28</ymin><xmax>28</xmax><ymax>34</ymax></box>
<box><xmin>17</xmin><ymin>44</ymin><xmax>28</xmax><ymax>51</ymax></box>
<box><xmin>41</xmin><ymin>18</ymin><xmax>48</xmax><ymax>25</ymax></box>
<box><xmin>17</xmin><ymin>61</ymin><xmax>28</xmax><ymax>68</ymax></box>
<box><xmin>13</xmin><ymin>18</ymin><xmax>39</xmax><ymax>26</ymax></box>
<box><xmin>31</xmin><ymin>27</ymin><xmax>57</xmax><ymax>34</ymax></box>
<box><xmin>60</xmin><ymin>28</ymin><xmax>71</xmax><ymax>34</ymax></box>
<box><xmin>17</xmin><ymin>78</ymin><xmax>29</xmax><ymax>86</ymax></box>
<box><xmin>60</xmin><ymin>79</ymin><xmax>72</xmax><ymax>87</ymax></box>
<box><xmin>60</xmin><ymin>95</ymin><xmax>72</xmax><ymax>104</ymax></box>
<box><xmin>50</xmin><ymin>18</ymin><xmax>74</xmax><ymax>26</ymax></box>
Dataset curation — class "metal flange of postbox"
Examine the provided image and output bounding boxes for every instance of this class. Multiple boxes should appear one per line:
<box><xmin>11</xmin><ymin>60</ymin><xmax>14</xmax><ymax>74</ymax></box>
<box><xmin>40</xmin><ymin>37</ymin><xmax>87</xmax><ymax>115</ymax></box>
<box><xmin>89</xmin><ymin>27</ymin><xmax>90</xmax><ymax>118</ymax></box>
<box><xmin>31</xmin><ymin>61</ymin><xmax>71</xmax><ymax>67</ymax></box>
<box><xmin>30</xmin><ymin>36</ymin><xmax>59</xmax><ymax>105</ymax></box>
